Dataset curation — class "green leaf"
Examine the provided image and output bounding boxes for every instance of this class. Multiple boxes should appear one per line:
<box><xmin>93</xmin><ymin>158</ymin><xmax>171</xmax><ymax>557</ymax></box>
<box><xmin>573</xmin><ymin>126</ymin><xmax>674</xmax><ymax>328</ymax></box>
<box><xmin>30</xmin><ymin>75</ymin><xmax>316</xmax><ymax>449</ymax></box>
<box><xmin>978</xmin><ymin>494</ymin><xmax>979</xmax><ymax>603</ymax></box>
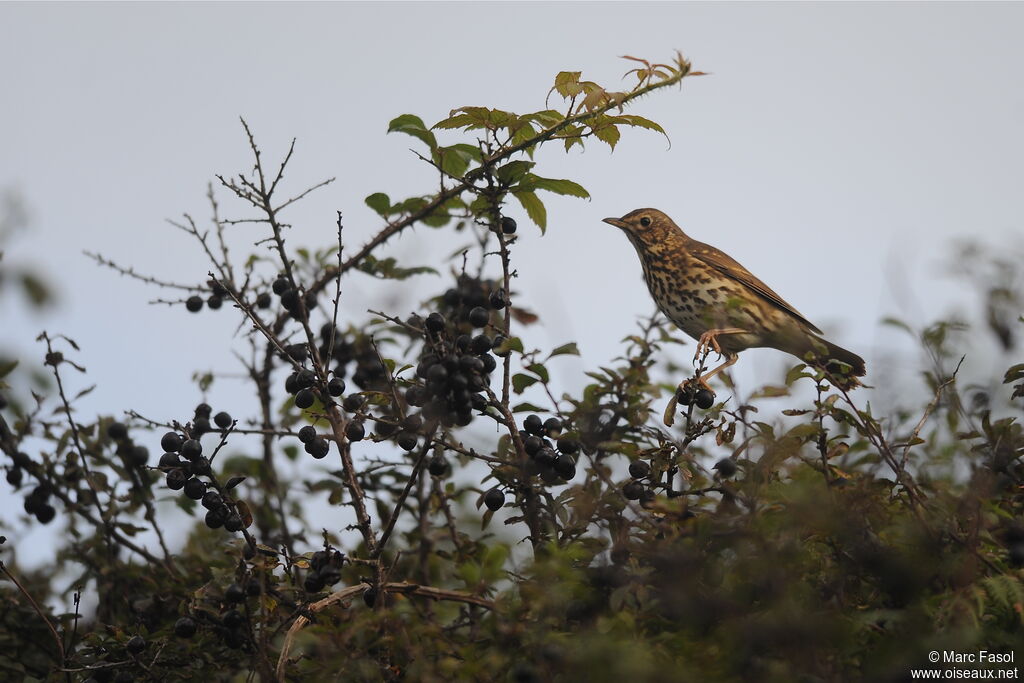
<box><xmin>433</xmin><ymin>144</ymin><xmax>481</xmax><ymax>179</ymax></box>
<box><xmin>494</xmin><ymin>336</ymin><xmax>524</xmax><ymax>355</ymax></box>
<box><xmin>512</xmin><ymin>373</ymin><xmax>539</xmax><ymax>394</ymax></box>
<box><xmin>512</xmin><ymin>402</ymin><xmax>547</xmax><ymax>413</ymax></box>
<box><xmin>611</xmin><ymin>114</ymin><xmax>668</xmax><ymax>136</ymax></box>
<box><xmin>525</xmin><ymin>175</ymin><xmax>590</xmax><ymax>199</ymax></box>
<box><xmin>387</xmin><ymin>114</ymin><xmax>437</xmax><ymax>150</ymax></box>
<box><xmin>365</xmin><ymin>192</ymin><xmax>391</xmax><ymax>216</ymax></box>
<box><xmin>524</xmin><ymin>110</ymin><xmax>565</xmax><ymax>128</ymax></box>
<box><xmin>358</xmin><ymin>255</ymin><xmax>438</xmax><ymax>280</ymax></box>
<box><xmin>1004</xmin><ymin>364</ymin><xmax>1024</xmax><ymax>384</ymax></box>
<box><xmin>512</xmin><ymin>190</ymin><xmax>547</xmax><ymax>232</ymax></box>
<box><xmin>0</xmin><ymin>359</ymin><xmax>18</xmax><ymax>379</ymax></box>
<box><xmin>526</xmin><ymin>363</ymin><xmax>549</xmax><ymax>383</ymax></box>
<box><xmin>548</xmin><ymin>342</ymin><xmax>579</xmax><ymax>358</ymax></box>
<box><xmin>495</xmin><ymin>160</ymin><xmax>535</xmax><ymax>185</ymax></box>
<box><xmin>593</xmin><ymin>124</ymin><xmax>621</xmax><ymax>150</ymax></box>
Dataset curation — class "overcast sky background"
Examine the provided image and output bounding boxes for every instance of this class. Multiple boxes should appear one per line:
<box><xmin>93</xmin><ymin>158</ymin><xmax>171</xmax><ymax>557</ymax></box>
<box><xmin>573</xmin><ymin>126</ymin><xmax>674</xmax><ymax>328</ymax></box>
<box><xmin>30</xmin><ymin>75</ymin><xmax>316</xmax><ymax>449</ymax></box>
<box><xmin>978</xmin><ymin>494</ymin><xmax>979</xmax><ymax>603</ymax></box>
<box><xmin>2</xmin><ymin>2</ymin><xmax>1023</xmax><ymax>570</ymax></box>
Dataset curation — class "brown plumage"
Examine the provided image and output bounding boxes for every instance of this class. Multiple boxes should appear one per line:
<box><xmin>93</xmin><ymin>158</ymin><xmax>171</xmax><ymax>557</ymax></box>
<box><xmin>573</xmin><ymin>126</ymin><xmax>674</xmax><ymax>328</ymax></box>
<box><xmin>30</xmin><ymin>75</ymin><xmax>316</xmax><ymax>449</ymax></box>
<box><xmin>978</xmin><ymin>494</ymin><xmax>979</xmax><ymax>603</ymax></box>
<box><xmin>602</xmin><ymin>208</ymin><xmax>865</xmax><ymax>397</ymax></box>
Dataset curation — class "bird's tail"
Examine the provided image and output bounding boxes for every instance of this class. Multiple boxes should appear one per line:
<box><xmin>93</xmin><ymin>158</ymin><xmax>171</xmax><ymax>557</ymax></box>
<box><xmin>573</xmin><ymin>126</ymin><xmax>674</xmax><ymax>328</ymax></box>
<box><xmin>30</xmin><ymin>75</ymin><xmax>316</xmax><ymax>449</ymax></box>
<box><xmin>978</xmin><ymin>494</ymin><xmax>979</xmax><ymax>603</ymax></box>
<box><xmin>802</xmin><ymin>335</ymin><xmax>866</xmax><ymax>390</ymax></box>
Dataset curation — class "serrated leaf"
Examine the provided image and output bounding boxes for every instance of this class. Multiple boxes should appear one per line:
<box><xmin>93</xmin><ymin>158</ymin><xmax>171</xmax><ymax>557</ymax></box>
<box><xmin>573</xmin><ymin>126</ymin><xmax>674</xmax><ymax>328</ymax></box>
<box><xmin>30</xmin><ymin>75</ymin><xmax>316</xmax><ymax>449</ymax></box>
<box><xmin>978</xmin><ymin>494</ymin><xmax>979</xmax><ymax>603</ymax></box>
<box><xmin>387</xmin><ymin>114</ymin><xmax>436</xmax><ymax>149</ymax></box>
<box><xmin>495</xmin><ymin>160</ymin><xmax>535</xmax><ymax>185</ymax></box>
<box><xmin>524</xmin><ymin>175</ymin><xmax>590</xmax><ymax>199</ymax></box>
<box><xmin>365</xmin><ymin>193</ymin><xmax>391</xmax><ymax>216</ymax></box>
<box><xmin>512</xmin><ymin>190</ymin><xmax>546</xmax><ymax>232</ymax></box>
<box><xmin>552</xmin><ymin>71</ymin><xmax>583</xmax><ymax>98</ymax></box>
<box><xmin>593</xmin><ymin>124</ymin><xmax>621</xmax><ymax>150</ymax></box>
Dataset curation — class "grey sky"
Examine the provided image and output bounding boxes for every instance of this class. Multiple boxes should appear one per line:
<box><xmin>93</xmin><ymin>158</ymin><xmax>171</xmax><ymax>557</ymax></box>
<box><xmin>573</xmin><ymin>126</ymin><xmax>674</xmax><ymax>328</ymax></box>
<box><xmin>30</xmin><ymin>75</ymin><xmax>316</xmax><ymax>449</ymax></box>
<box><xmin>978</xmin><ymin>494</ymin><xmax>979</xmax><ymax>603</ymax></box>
<box><xmin>2</xmin><ymin>2</ymin><xmax>1022</xmax><ymax>564</ymax></box>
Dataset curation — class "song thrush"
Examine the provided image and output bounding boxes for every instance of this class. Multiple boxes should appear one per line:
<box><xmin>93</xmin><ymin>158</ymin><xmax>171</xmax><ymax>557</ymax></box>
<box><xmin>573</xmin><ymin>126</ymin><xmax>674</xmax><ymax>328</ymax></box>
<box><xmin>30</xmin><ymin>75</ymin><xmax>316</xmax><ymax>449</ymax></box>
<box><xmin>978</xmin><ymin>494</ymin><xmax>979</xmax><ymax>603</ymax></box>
<box><xmin>602</xmin><ymin>209</ymin><xmax>865</xmax><ymax>419</ymax></box>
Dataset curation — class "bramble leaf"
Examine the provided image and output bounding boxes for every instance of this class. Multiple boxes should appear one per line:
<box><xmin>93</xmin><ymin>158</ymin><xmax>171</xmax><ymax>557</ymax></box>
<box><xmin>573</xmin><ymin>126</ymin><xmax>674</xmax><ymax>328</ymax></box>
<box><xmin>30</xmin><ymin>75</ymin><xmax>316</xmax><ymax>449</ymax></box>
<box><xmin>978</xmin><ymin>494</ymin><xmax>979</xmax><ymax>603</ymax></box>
<box><xmin>387</xmin><ymin>114</ymin><xmax>437</xmax><ymax>150</ymax></box>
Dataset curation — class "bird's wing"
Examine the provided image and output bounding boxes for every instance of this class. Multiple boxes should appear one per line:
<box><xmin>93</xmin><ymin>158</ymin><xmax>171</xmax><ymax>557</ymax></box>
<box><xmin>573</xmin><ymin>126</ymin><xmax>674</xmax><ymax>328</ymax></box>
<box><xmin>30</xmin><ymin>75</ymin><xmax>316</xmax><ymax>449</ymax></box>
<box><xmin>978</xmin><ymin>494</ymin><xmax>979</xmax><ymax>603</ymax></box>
<box><xmin>687</xmin><ymin>239</ymin><xmax>823</xmax><ymax>335</ymax></box>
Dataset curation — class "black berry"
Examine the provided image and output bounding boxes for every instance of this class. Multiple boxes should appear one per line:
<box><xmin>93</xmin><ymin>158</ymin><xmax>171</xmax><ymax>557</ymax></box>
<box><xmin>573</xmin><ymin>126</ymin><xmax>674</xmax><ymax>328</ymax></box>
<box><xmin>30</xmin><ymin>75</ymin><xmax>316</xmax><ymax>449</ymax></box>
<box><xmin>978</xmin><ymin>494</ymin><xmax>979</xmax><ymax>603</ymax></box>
<box><xmin>225</xmin><ymin>582</ymin><xmax>245</xmax><ymax>604</ymax></box>
<box><xmin>183</xmin><ymin>477</ymin><xmax>206</xmax><ymax>500</ymax></box>
<box><xmin>107</xmin><ymin>422</ymin><xmax>128</xmax><ymax>440</ymax></box>
<box><xmin>161</xmin><ymin>432</ymin><xmax>183</xmax><ymax>453</ymax></box>
<box><xmin>523</xmin><ymin>415</ymin><xmax>543</xmax><ymax>435</ymax></box>
<box><xmin>126</xmin><ymin>635</ymin><xmax>146</xmax><ymax>655</ymax></box>
<box><xmin>305</xmin><ymin>438</ymin><xmax>330</xmax><ymax>459</ymax></box>
<box><xmin>298</xmin><ymin>426</ymin><xmax>316</xmax><ymax>443</ymax></box>
<box><xmin>327</xmin><ymin>378</ymin><xmax>346</xmax><ymax>396</ymax></box>
<box><xmin>256</xmin><ymin>291</ymin><xmax>272</xmax><ymax>308</ymax></box>
<box><xmin>180</xmin><ymin>439</ymin><xmax>202</xmax><ymax>460</ymax></box>
<box><xmin>294</xmin><ymin>389</ymin><xmax>315</xmax><ymax>410</ymax></box>
<box><xmin>346</xmin><ymin>421</ymin><xmax>365</xmax><ymax>442</ymax></box>
<box><xmin>166</xmin><ymin>469</ymin><xmax>187</xmax><ymax>490</ymax></box>
<box><xmin>214</xmin><ymin>411</ymin><xmax>232</xmax><ymax>429</ymax></box>
<box><xmin>483</xmin><ymin>487</ymin><xmax>505</xmax><ymax>511</ymax></box>
<box><xmin>628</xmin><ymin>460</ymin><xmax>651</xmax><ymax>479</ymax></box>
<box><xmin>489</xmin><ymin>290</ymin><xmax>507</xmax><ymax>310</ymax></box>
<box><xmin>468</xmin><ymin>306</ymin><xmax>490</xmax><ymax>328</ymax></box>
<box><xmin>185</xmin><ymin>295</ymin><xmax>204</xmax><ymax>313</ymax></box>
<box><xmin>427</xmin><ymin>454</ymin><xmax>447</xmax><ymax>476</ymax></box>
<box><xmin>224</xmin><ymin>513</ymin><xmax>243</xmax><ymax>532</ymax></box>
<box><xmin>622</xmin><ymin>481</ymin><xmax>644</xmax><ymax>500</ymax></box>
<box><xmin>207</xmin><ymin>295</ymin><xmax>223</xmax><ymax>310</ymax></box>
<box><xmin>501</xmin><ymin>216</ymin><xmax>517</xmax><ymax>234</ymax></box>
<box><xmin>174</xmin><ymin>617</ymin><xmax>197</xmax><ymax>638</ymax></box>
<box><xmin>694</xmin><ymin>389</ymin><xmax>715</xmax><ymax>410</ymax></box>
<box><xmin>425</xmin><ymin>312</ymin><xmax>446</xmax><ymax>334</ymax></box>
<box><xmin>398</xmin><ymin>432</ymin><xmax>418</xmax><ymax>451</ymax></box>
<box><xmin>272</xmin><ymin>276</ymin><xmax>289</xmax><ymax>295</ymax></box>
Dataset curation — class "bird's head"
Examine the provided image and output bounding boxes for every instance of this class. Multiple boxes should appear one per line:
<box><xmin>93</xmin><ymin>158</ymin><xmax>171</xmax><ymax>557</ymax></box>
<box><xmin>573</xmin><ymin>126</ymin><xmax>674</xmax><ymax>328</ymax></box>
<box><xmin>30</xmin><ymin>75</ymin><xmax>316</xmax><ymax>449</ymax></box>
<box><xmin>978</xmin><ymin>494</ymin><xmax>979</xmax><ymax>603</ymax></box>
<box><xmin>602</xmin><ymin>208</ymin><xmax>683</xmax><ymax>249</ymax></box>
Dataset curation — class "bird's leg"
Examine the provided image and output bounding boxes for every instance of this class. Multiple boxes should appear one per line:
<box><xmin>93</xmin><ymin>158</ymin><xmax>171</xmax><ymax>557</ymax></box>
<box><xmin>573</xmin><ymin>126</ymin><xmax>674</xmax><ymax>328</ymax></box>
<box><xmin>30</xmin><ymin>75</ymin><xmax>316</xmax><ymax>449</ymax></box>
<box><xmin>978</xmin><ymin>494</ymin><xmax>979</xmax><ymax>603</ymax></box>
<box><xmin>699</xmin><ymin>352</ymin><xmax>739</xmax><ymax>387</ymax></box>
<box><xmin>693</xmin><ymin>327</ymin><xmax>748</xmax><ymax>361</ymax></box>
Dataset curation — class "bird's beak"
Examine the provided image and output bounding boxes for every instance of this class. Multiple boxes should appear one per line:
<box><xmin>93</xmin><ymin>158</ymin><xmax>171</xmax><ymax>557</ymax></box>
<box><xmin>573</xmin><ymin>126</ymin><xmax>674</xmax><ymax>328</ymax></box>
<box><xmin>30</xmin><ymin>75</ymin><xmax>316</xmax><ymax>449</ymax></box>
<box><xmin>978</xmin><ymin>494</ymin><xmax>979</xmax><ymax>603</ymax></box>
<box><xmin>602</xmin><ymin>217</ymin><xmax>628</xmax><ymax>230</ymax></box>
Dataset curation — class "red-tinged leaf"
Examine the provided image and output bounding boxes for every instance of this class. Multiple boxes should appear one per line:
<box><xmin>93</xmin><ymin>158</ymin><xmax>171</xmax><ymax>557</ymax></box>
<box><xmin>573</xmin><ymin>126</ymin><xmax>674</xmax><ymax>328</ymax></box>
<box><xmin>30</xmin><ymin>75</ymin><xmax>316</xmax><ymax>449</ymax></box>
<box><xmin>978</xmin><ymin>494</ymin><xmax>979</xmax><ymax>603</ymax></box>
<box><xmin>551</xmin><ymin>71</ymin><xmax>583</xmax><ymax>99</ymax></box>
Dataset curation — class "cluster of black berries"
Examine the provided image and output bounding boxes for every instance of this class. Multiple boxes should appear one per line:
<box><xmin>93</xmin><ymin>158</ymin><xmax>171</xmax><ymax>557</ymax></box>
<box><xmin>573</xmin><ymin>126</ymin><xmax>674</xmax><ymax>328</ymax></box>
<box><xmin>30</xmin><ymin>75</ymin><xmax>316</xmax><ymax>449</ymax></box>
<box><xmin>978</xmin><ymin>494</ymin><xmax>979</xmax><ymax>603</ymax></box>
<box><xmin>677</xmin><ymin>383</ymin><xmax>716</xmax><ymax>410</ymax></box>
<box><xmin>185</xmin><ymin>279</ymin><xmax>231</xmax><ymax>314</ymax></box>
<box><xmin>22</xmin><ymin>482</ymin><xmax>56</xmax><ymax>524</ymax></box>
<box><xmin>407</xmin><ymin>312</ymin><xmax>497</xmax><ymax>430</ymax></box>
<box><xmin>622</xmin><ymin>460</ymin><xmax>656</xmax><ymax>505</ymax></box>
<box><xmin>519</xmin><ymin>414</ymin><xmax>578</xmax><ymax>484</ymax></box>
<box><xmin>106</xmin><ymin>420</ymin><xmax>150</xmax><ymax>469</ymax></box>
<box><xmin>271</xmin><ymin>274</ymin><xmax>317</xmax><ymax>322</ymax></box>
<box><xmin>171</xmin><ymin>581</ymin><xmax>257</xmax><ymax>650</ymax></box>
<box><xmin>159</xmin><ymin>428</ymin><xmax>242</xmax><ymax>532</ymax></box>
<box><xmin>438</xmin><ymin>274</ymin><xmax>507</xmax><ymax>332</ymax></box>
<box><xmin>188</xmin><ymin>403</ymin><xmax>233</xmax><ymax>439</ymax></box>
<box><xmin>297</xmin><ymin>424</ymin><xmax>331</xmax><ymax>459</ymax></box>
<box><xmin>304</xmin><ymin>548</ymin><xmax>345</xmax><ymax>593</ymax></box>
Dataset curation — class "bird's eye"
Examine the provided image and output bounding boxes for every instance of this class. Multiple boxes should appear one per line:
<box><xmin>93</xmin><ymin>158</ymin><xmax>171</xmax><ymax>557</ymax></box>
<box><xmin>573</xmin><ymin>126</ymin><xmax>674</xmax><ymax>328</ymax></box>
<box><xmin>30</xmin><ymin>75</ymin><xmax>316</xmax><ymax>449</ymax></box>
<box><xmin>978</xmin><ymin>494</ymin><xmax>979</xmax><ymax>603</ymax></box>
<box><xmin>639</xmin><ymin>216</ymin><xmax>651</xmax><ymax>228</ymax></box>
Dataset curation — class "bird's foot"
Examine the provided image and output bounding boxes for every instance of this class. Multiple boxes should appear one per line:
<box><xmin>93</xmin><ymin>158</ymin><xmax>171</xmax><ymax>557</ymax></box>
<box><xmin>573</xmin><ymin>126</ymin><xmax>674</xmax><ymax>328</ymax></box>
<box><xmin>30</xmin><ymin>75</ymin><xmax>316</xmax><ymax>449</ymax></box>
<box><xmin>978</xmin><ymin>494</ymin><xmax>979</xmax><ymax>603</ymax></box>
<box><xmin>693</xmin><ymin>328</ymin><xmax>746</xmax><ymax>362</ymax></box>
